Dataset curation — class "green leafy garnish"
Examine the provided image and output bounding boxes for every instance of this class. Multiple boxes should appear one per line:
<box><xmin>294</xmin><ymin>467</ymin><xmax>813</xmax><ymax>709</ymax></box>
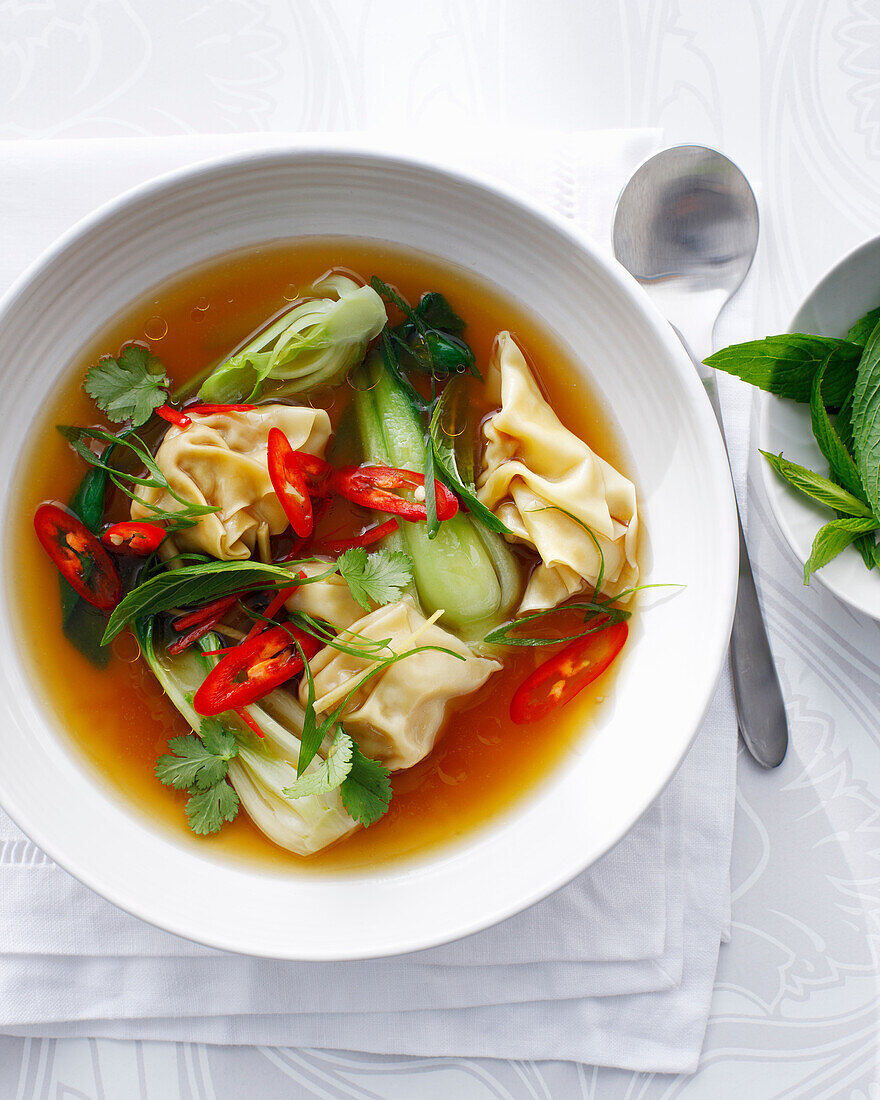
<box><xmin>155</xmin><ymin>720</ymin><xmax>238</xmax><ymax>790</ymax></box>
<box><xmin>103</xmin><ymin>560</ymin><xmax>311</xmax><ymax>643</ymax></box>
<box><xmin>185</xmin><ymin>781</ymin><xmax>240</xmax><ymax>836</ymax></box>
<box><xmin>340</xmin><ymin>741</ymin><xmax>392</xmax><ymax>827</ymax></box>
<box><xmin>851</xmin><ymin>319</ymin><xmax>880</xmax><ymax>519</ymax></box>
<box><xmin>155</xmin><ymin>719</ymin><xmax>240</xmax><ymax>836</ymax></box>
<box><xmin>371</xmin><ymin>279</ymin><xmax>479</xmax><ymax>380</ymax></box>
<box><xmin>760</xmin><ymin>450</ymin><xmax>876</xmax><ymax>518</ymax></box>
<box><xmin>84</xmin><ymin>346</ymin><xmax>169</xmax><ymax>427</ymax></box>
<box><xmin>336</xmin><ymin>547</ymin><xmax>413</xmax><ymax>611</ymax></box>
<box><xmin>810</xmin><ymin>356</ymin><xmax>866</xmax><ymax>500</ymax></box>
<box><xmin>846</xmin><ymin>307</ymin><xmax>880</xmax><ymax>347</ymax></box>
<box><xmin>57</xmin><ymin>424</ymin><xmax>219</xmax><ymax>529</ymax></box>
<box><xmin>429</xmin><ymin>383</ymin><xmax>510</xmax><ymax>535</ymax></box>
<box><xmin>804</xmin><ymin>516</ymin><xmax>879</xmax><ymax>582</ymax></box>
<box><xmin>284</xmin><ymin>727</ymin><xmax>354</xmax><ymax>798</ymax></box>
<box><xmin>705</xmin><ymin>335</ymin><xmax>862</xmax><ymax>408</ymax></box>
<box><xmin>484</xmin><ymin>601</ymin><xmax>631</xmax><ymax>647</ymax></box>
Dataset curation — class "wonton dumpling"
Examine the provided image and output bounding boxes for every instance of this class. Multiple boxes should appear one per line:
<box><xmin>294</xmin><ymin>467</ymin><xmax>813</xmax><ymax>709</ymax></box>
<box><xmin>284</xmin><ymin>560</ymin><xmax>367</xmax><ymax>633</ymax></box>
<box><xmin>132</xmin><ymin>405</ymin><xmax>331</xmax><ymax>561</ymax></box>
<box><xmin>476</xmin><ymin>332</ymin><xmax>639</xmax><ymax>614</ymax></box>
<box><xmin>300</xmin><ymin>599</ymin><xmax>500</xmax><ymax>771</ymax></box>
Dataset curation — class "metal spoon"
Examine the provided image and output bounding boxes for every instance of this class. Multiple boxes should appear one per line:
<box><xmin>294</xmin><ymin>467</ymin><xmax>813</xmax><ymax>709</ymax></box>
<box><xmin>612</xmin><ymin>144</ymin><xmax>788</xmax><ymax>769</ymax></box>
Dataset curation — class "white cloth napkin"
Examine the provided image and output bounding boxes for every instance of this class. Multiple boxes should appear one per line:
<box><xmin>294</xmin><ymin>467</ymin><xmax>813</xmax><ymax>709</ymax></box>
<box><xmin>0</xmin><ymin>131</ymin><xmax>737</xmax><ymax>1075</ymax></box>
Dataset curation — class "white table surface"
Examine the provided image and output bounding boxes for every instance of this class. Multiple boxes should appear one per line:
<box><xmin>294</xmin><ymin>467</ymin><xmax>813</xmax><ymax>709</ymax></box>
<box><xmin>2</xmin><ymin>1</ymin><xmax>880</xmax><ymax>1096</ymax></box>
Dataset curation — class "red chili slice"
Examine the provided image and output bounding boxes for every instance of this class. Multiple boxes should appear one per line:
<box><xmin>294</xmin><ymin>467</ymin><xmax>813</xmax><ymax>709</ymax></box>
<box><xmin>331</xmin><ymin>465</ymin><xmax>459</xmax><ymax>522</ymax></box>
<box><xmin>509</xmin><ymin>621</ymin><xmax>628</xmax><ymax>725</ymax></box>
<box><xmin>193</xmin><ymin>624</ymin><xmax>321</xmax><ymax>716</ymax></box>
<box><xmin>315</xmin><ymin>518</ymin><xmax>400</xmax><ymax>555</ymax></box>
<box><xmin>156</xmin><ymin>405</ymin><xmax>192</xmax><ymax>429</ymax></box>
<box><xmin>101</xmin><ymin>521</ymin><xmax>166</xmax><ymax>556</ymax></box>
<box><xmin>267</xmin><ymin>428</ymin><xmax>313</xmax><ymax>539</ymax></box>
<box><xmin>34</xmin><ymin>502</ymin><xmax>122</xmax><ymax>611</ymax></box>
<box><xmin>167</xmin><ymin>610</ymin><xmax>230</xmax><ymax>656</ymax></box>
<box><xmin>290</xmin><ymin>450</ymin><xmax>333</xmax><ymax>496</ymax></box>
<box><xmin>186</xmin><ymin>403</ymin><xmax>257</xmax><ymax>414</ymax></box>
<box><xmin>172</xmin><ymin>595</ymin><xmax>240</xmax><ymax>633</ymax></box>
<box><xmin>234</xmin><ymin>707</ymin><xmax>265</xmax><ymax>739</ymax></box>
<box><xmin>241</xmin><ymin>586</ymin><xmax>296</xmax><ymax>645</ymax></box>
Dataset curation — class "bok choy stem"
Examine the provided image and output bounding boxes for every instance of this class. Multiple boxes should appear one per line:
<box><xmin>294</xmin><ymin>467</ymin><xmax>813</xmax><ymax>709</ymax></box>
<box><xmin>353</xmin><ymin>354</ymin><xmax>520</xmax><ymax>636</ymax></box>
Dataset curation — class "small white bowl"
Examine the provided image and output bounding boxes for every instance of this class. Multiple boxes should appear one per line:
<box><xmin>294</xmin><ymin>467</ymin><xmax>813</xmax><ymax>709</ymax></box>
<box><xmin>759</xmin><ymin>235</ymin><xmax>880</xmax><ymax>619</ymax></box>
<box><xmin>0</xmin><ymin>146</ymin><xmax>737</xmax><ymax>958</ymax></box>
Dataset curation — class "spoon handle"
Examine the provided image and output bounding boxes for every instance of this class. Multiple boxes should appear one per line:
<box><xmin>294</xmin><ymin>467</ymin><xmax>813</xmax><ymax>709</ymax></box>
<box><xmin>678</xmin><ymin>336</ymin><xmax>789</xmax><ymax>768</ymax></box>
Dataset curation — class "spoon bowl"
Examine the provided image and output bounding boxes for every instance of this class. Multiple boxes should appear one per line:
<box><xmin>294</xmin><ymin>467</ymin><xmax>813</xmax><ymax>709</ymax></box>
<box><xmin>612</xmin><ymin>145</ymin><xmax>759</xmax><ymax>357</ymax></box>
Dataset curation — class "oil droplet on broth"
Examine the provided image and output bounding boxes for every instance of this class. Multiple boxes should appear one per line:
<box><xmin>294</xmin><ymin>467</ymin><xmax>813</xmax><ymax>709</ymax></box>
<box><xmin>194</xmin><ymin>296</ymin><xmax>210</xmax><ymax>312</ymax></box>
<box><xmin>282</xmin><ymin>284</ymin><xmax>299</xmax><ymax>302</ymax></box>
<box><xmin>307</xmin><ymin>388</ymin><xmax>336</xmax><ymax>412</ymax></box>
<box><xmin>144</xmin><ymin>316</ymin><xmax>168</xmax><ymax>341</ymax></box>
<box><xmin>112</xmin><ymin>633</ymin><xmax>142</xmax><ymax>664</ymax></box>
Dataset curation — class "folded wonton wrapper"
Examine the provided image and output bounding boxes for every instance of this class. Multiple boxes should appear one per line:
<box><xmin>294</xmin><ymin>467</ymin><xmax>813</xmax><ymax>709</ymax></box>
<box><xmin>300</xmin><ymin>599</ymin><xmax>500</xmax><ymax>771</ymax></box>
<box><xmin>476</xmin><ymin>332</ymin><xmax>639</xmax><ymax>614</ymax></box>
<box><xmin>132</xmin><ymin>405</ymin><xmax>331</xmax><ymax>561</ymax></box>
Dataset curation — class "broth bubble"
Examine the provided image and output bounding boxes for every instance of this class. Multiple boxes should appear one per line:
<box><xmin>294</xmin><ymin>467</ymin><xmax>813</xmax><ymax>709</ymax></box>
<box><xmin>112</xmin><ymin>633</ymin><xmax>142</xmax><ymax>664</ymax></box>
<box><xmin>144</xmin><ymin>316</ymin><xmax>168</xmax><ymax>341</ymax></box>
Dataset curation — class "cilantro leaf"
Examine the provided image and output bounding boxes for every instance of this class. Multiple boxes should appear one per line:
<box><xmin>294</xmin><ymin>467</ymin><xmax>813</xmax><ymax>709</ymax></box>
<box><xmin>199</xmin><ymin>717</ymin><xmax>238</xmax><ymax>762</ymax></box>
<box><xmin>154</xmin><ymin>721</ymin><xmax>238</xmax><ymax>792</ymax></box>
<box><xmin>284</xmin><ymin>727</ymin><xmax>354</xmax><ymax>798</ymax></box>
<box><xmin>340</xmin><ymin>741</ymin><xmax>392</xmax><ymax>826</ymax></box>
<box><xmin>185</xmin><ymin>781</ymin><xmax>240</xmax><ymax>835</ymax></box>
<box><xmin>337</xmin><ymin>547</ymin><xmax>413</xmax><ymax>610</ymax></box>
<box><xmin>84</xmin><ymin>345</ymin><xmax>169</xmax><ymax>427</ymax></box>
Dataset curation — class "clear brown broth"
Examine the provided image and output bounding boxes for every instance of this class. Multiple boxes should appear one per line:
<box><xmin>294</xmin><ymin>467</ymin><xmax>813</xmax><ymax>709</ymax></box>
<box><xmin>11</xmin><ymin>239</ymin><xmax>634</xmax><ymax>873</ymax></box>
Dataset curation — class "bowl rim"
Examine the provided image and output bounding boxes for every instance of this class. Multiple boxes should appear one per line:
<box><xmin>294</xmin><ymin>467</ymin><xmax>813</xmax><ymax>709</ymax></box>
<box><xmin>0</xmin><ymin>141</ymin><xmax>738</xmax><ymax>958</ymax></box>
<box><xmin>758</xmin><ymin>231</ymin><xmax>880</xmax><ymax>619</ymax></box>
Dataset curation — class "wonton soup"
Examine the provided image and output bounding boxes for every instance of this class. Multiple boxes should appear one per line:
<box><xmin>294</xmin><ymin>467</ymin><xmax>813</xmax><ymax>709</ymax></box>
<box><xmin>14</xmin><ymin>240</ymin><xmax>640</xmax><ymax>871</ymax></box>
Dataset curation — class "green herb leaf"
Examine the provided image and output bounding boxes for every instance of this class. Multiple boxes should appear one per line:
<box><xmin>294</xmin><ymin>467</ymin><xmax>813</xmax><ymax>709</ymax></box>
<box><xmin>705</xmin><ymin>335</ymin><xmax>862</xmax><ymax>407</ymax></box>
<box><xmin>103</xmin><ymin>560</ymin><xmax>302</xmax><ymax>643</ymax></box>
<box><xmin>295</xmin><ymin>638</ymin><xmax>322</xmax><ymax>777</ymax></box>
<box><xmin>846</xmin><ymin>306</ymin><xmax>880</xmax><ymax>347</ymax></box>
<box><xmin>429</xmin><ymin>387</ymin><xmax>511</xmax><ymax>535</ymax></box>
<box><xmin>810</xmin><ymin>355</ymin><xmax>867</xmax><ymax>499</ymax></box>
<box><xmin>851</xmin><ymin>319</ymin><xmax>880</xmax><ymax>518</ymax></box>
<box><xmin>760</xmin><ymin>450</ymin><xmax>876</xmax><ymax>518</ymax></box>
<box><xmin>155</xmin><ymin>723</ymin><xmax>238</xmax><ymax>791</ymax></box>
<box><xmin>484</xmin><ymin>602</ymin><xmax>631</xmax><ymax>647</ymax></box>
<box><xmin>284</xmin><ymin>726</ymin><xmax>354</xmax><ymax>798</ymax></box>
<box><xmin>84</xmin><ymin>346</ymin><xmax>169</xmax><ymax>427</ymax></box>
<box><xmin>198</xmin><ymin>718</ymin><xmax>239</xmax><ymax>763</ymax></box>
<box><xmin>59</xmin><ymin>464</ymin><xmax>112</xmax><ymax>666</ymax></box>
<box><xmin>336</xmin><ymin>547</ymin><xmax>413</xmax><ymax>611</ymax></box>
<box><xmin>57</xmin><ymin>424</ymin><xmax>219</xmax><ymax>529</ymax></box>
<box><xmin>185</xmin><ymin>781</ymin><xmax>240</xmax><ymax>835</ymax></box>
<box><xmin>372</xmin><ymin>279</ymin><xmax>479</xmax><ymax>380</ymax></box>
<box><xmin>804</xmin><ymin>516</ymin><xmax>879</xmax><ymax>583</ymax></box>
<box><xmin>423</xmin><ymin>442</ymin><xmax>440</xmax><ymax>539</ymax></box>
<box><xmin>340</xmin><ymin>741</ymin><xmax>392</xmax><ymax>826</ymax></box>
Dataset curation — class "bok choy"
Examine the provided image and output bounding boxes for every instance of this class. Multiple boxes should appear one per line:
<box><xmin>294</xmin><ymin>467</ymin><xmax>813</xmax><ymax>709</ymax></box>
<box><xmin>354</xmin><ymin>354</ymin><xmax>521</xmax><ymax>637</ymax></box>
<box><xmin>136</xmin><ymin>619</ymin><xmax>359</xmax><ymax>855</ymax></box>
<box><xmin>198</xmin><ymin>275</ymin><xmax>387</xmax><ymax>404</ymax></box>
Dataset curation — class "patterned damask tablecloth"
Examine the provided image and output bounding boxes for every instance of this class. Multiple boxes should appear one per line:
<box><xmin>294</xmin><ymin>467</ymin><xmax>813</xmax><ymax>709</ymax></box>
<box><xmin>1</xmin><ymin>0</ymin><xmax>879</xmax><ymax>1096</ymax></box>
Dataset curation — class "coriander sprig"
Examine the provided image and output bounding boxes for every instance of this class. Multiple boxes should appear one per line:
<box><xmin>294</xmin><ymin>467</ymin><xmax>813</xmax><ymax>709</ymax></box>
<box><xmin>155</xmin><ymin>718</ymin><xmax>240</xmax><ymax>835</ymax></box>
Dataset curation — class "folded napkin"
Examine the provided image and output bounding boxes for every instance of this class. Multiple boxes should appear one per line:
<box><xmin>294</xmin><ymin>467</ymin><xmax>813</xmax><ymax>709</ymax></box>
<box><xmin>0</xmin><ymin>130</ymin><xmax>737</xmax><ymax>1074</ymax></box>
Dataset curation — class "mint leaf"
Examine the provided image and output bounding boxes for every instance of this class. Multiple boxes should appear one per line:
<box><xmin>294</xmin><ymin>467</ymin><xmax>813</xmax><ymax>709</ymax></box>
<box><xmin>340</xmin><ymin>741</ymin><xmax>391</xmax><ymax>826</ymax></box>
<box><xmin>284</xmin><ymin>727</ymin><xmax>354</xmax><ymax>798</ymax></box>
<box><xmin>337</xmin><ymin>547</ymin><xmax>413</xmax><ymax>610</ymax></box>
<box><xmin>846</xmin><ymin>307</ymin><xmax>880</xmax><ymax>347</ymax></box>
<box><xmin>810</xmin><ymin>356</ymin><xmax>867</xmax><ymax>499</ymax></box>
<box><xmin>84</xmin><ymin>345</ymin><xmax>169</xmax><ymax>427</ymax></box>
<box><xmin>760</xmin><ymin>450</ymin><xmax>875</xmax><ymax>518</ymax></box>
<box><xmin>705</xmin><ymin>335</ymin><xmax>862</xmax><ymax>408</ymax></box>
<box><xmin>851</xmin><ymin>320</ymin><xmax>880</xmax><ymax>518</ymax></box>
<box><xmin>804</xmin><ymin>516</ymin><xmax>879</xmax><ymax>583</ymax></box>
<box><xmin>185</xmin><ymin>781</ymin><xmax>240</xmax><ymax>835</ymax></box>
